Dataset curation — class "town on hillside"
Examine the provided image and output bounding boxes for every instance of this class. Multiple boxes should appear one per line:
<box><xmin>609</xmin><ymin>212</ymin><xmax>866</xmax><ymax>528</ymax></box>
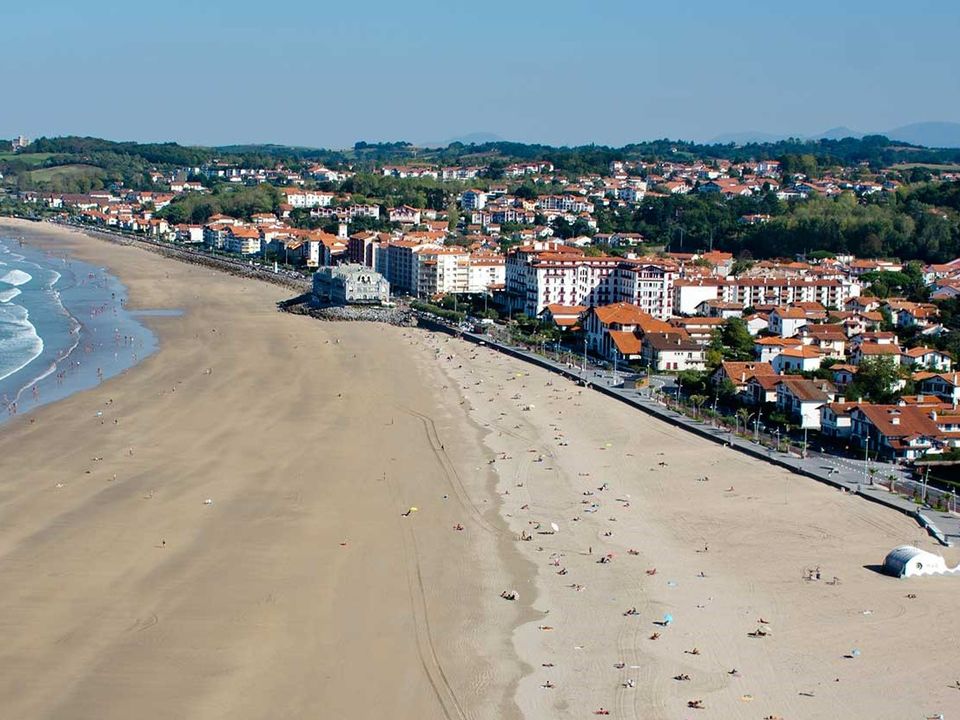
<box><xmin>6</xmin><ymin>135</ymin><xmax>960</xmax><ymax>473</ymax></box>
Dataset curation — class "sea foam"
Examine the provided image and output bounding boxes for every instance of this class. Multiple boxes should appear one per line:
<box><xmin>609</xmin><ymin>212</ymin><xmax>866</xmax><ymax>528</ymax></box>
<box><xmin>0</xmin><ymin>269</ymin><xmax>32</xmax><ymax>287</ymax></box>
<box><xmin>0</xmin><ymin>303</ymin><xmax>44</xmax><ymax>383</ymax></box>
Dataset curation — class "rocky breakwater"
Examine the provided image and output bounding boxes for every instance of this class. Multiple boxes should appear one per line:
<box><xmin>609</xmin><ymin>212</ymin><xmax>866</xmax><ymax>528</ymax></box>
<box><xmin>279</xmin><ymin>294</ymin><xmax>417</xmax><ymax>327</ymax></box>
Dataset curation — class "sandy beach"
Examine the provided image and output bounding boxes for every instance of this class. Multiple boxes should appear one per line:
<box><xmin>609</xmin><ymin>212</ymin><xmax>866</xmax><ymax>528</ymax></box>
<box><xmin>2</xmin><ymin>218</ymin><xmax>960</xmax><ymax>720</ymax></box>
<box><xmin>413</xmin><ymin>332</ymin><xmax>960</xmax><ymax>719</ymax></box>
<box><xmin>0</xmin><ymin>219</ymin><xmax>525</xmax><ymax>720</ymax></box>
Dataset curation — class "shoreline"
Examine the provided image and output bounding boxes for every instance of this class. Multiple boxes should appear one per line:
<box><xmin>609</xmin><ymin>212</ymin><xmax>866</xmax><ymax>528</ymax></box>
<box><xmin>2</xmin><ymin>216</ymin><xmax>959</xmax><ymax>718</ymax></box>
<box><xmin>0</xmin><ymin>218</ymin><xmax>531</xmax><ymax>719</ymax></box>
<box><xmin>0</xmin><ymin>223</ymin><xmax>160</xmax><ymax>423</ymax></box>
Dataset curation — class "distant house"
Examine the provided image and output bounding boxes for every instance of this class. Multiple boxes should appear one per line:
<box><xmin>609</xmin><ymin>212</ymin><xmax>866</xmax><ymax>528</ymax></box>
<box><xmin>747</xmin><ymin>374</ymin><xmax>799</xmax><ymax>406</ymax></box>
<box><xmin>584</xmin><ymin>303</ymin><xmax>674</xmax><ymax>360</ymax></box>
<box><xmin>313</xmin><ymin>264</ymin><xmax>390</xmax><ymax>305</ymax></box>
<box><xmin>830</xmin><ymin>364</ymin><xmax>858</xmax><ymax>389</ymax></box>
<box><xmin>896</xmin><ymin>303</ymin><xmax>939</xmax><ymax>329</ymax></box>
<box><xmin>695</xmin><ymin>299</ymin><xmax>744</xmax><ymax>319</ymax></box>
<box><xmin>669</xmin><ymin>317</ymin><xmax>725</xmax><ymax>346</ymax></box>
<box><xmin>609</xmin><ymin>331</ymin><xmax>643</xmax><ymax>362</ymax></box>
<box><xmin>776</xmin><ymin>378</ymin><xmax>836</xmax><ymax>429</ymax></box>
<box><xmin>641</xmin><ymin>333</ymin><xmax>706</xmax><ymax>372</ymax></box>
<box><xmin>389</xmin><ymin>205</ymin><xmax>422</xmax><ymax>225</ymax></box>
<box><xmin>850</xmin><ymin>331</ymin><xmax>898</xmax><ymax>347</ymax></box>
<box><xmin>917</xmin><ymin>372</ymin><xmax>960</xmax><ymax>405</ymax></box>
<box><xmin>754</xmin><ymin>336</ymin><xmax>803</xmax><ymax>363</ymax></box>
<box><xmin>225</xmin><ymin>225</ymin><xmax>262</xmax><ymax>255</ymax></box>
<box><xmin>711</xmin><ymin>361</ymin><xmax>776</xmax><ymax>393</ymax></box>
<box><xmin>901</xmin><ymin>346</ymin><xmax>952</xmax><ymax>372</ymax></box>
<box><xmin>280</xmin><ymin>187</ymin><xmax>334</xmax><ymax>209</ymax></box>
<box><xmin>850</xmin><ymin>342</ymin><xmax>902</xmax><ymax>366</ymax></box>
<box><xmin>175</xmin><ymin>224</ymin><xmax>204</xmax><ymax>244</ymax></box>
<box><xmin>742</xmin><ymin>313</ymin><xmax>769</xmax><ymax>336</ymax></box>
<box><xmin>820</xmin><ymin>401</ymin><xmax>858</xmax><ymax>439</ymax></box>
<box><xmin>798</xmin><ymin>323</ymin><xmax>847</xmax><ymax>358</ymax></box>
<box><xmin>845</xmin><ymin>295</ymin><xmax>880</xmax><ymax>314</ymax></box>
<box><xmin>540</xmin><ymin>304</ymin><xmax>587</xmax><ymax>332</ymax></box>
<box><xmin>460</xmin><ymin>189</ymin><xmax>488</xmax><ymax>210</ymax></box>
<box><xmin>768</xmin><ymin>307</ymin><xmax>808</xmax><ymax>338</ymax></box>
<box><xmin>849</xmin><ymin>404</ymin><xmax>950</xmax><ymax>460</ymax></box>
<box><xmin>773</xmin><ymin>346</ymin><xmax>823</xmax><ymax>374</ymax></box>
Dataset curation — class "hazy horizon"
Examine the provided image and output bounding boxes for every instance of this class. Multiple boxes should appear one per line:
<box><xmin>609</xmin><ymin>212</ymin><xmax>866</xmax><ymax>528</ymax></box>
<box><xmin>4</xmin><ymin>0</ymin><xmax>959</xmax><ymax>149</ymax></box>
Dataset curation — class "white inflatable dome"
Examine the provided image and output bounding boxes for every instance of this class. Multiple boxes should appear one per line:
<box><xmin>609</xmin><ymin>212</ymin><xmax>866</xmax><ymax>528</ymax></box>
<box><xmin>882</xmin><ymin>545</ymin><xmax>956</xmax><ymax>578</ymax></box>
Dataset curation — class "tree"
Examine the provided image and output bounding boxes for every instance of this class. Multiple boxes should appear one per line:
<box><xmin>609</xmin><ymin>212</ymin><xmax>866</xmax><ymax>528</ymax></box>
<box><xmin>716</xmin><ymin>377</ymin><xmax>738</xmax><ymax>403</ymax></box>
<box><xmin>446</xmin><ymin>202</ymin><xmax>459</xmax><ymax>232</ymax></box>
<box><xmin>736</xmin><ymin>407</ymin><xmax>753</xmax><ymax>433</ymax></box>
<box><xmin>845</xmin><ymin>357</ymin><xmax>904</xmax><ymax>403</ymax></box>
<box><xmin>719</xmin><ymin>318</ymin><xmax>755</xmax><ymax>360</ymax></box>
<box><xmin>730</xmin><ymin>257</ymin><xmax>754</xmax><ymax>275</ymax></box>
<box><xmin>676</xmin><ymin>369</ymin><xmax>708</xmax><ymax>395</ymax></box>
<box><xmin>513</xmin><ymin>184</ymin><xmax>537</xmax><ymax>200</ymax></box>
<box><xmin>551</xmin><ymin>217</ymin><xmax>573</xmax><ymax>239</ymax></box>
<box><xmin>689</xmin><ymin>394</ymin><xmax>707</xmax><ymax>419</ymax></box>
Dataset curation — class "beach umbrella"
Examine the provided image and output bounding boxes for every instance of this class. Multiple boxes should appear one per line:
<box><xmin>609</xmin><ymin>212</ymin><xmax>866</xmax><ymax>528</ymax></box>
<box><xmin>550</xmin><ymin>522</ymin><xmax>560</xmax><ymax>532</ymax></box>
<box><xmin>663</xmin><ymin>613</ymin><xmax>673</xmax><ymax>625</ymax></box>
<box><xmin>851</xmin><ymin>648</ymin><xmax>861</xmax><ymax>657</ymax></box>
<box><xmin>409</xmin><ymin>506</ymin><xmax>419</xmax><ymax>513</ymax></box>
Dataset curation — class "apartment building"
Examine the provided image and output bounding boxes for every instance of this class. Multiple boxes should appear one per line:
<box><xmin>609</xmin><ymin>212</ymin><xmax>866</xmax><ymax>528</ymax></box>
<box><xmin>416</xmin><ymin>247</ymin><xmax>470</xmax><ymax>297</ymax></box>
<box><xmin>506</xmin><ymin>242</ymin><xmax>675</xmax><ymax>318</ymax></box>
<box><xmin>467</xmin><ymin>253</ymin><xmax>506</xmax><ymax>293</ymax></box>
<box><xmin>673</xmin><ymin>277</ymin><xmax>861</xmax><ymax>315</ymax></box>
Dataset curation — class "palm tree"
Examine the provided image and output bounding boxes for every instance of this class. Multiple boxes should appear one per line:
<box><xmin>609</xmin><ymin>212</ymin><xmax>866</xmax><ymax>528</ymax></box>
<box><xmin>736</xmin><ymin>408</ymin><xmax>752</xmax><ymax>436</ymax></box>
<box><xmin>689</xmin><ymin>394</ymin><xmax>707</xmax><ymax>419</ymax></box>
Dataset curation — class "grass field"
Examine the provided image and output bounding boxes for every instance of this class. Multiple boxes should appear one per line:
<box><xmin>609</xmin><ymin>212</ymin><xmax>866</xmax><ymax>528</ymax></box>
<box><xmin>891</xmin><ymin>162</ymin><xmax>960</xmax><ymax>171</ymax></box>
<box><xmin>27</xmin><ymin>164</ymin><xmax>104</xmax><ymax>182</ymax></box>
<box><xmin>0</xmin><ymin>152</ymin><xmax>62</xmax><ymax>166</ymax></box>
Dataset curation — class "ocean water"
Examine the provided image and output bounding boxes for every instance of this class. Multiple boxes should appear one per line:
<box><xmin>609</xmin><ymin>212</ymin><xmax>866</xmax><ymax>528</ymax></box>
<box><xmin>0</xmin><ymin>235</ymin><xmax>159</xmax><ymax>421</ymax></box>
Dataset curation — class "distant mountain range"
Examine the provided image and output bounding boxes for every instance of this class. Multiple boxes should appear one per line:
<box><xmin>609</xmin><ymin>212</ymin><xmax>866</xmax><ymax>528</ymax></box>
<box><xmin>709</xmin><ymin>121</ymin><xmax>960</xmax><ymax>148</ymax></box>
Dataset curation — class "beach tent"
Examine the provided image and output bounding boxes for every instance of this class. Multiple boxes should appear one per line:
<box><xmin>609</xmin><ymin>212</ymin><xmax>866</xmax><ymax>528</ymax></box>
<box><xmin>882</xmin><ymin>545</ymin><xmax>958</xmax><ymax>578</ymax></box>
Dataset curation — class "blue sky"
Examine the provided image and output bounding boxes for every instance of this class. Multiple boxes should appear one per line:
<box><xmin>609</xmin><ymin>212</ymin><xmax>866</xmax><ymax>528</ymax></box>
<box><xmin>3</xmin><ymin>0</ymin><xmax>959</xmax><ymax>148</ymax></box>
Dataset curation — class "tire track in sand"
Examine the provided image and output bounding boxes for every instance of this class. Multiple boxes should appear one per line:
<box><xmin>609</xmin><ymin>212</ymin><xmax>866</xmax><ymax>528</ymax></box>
<box><xmin>385</xmin><ymin>469</ymin><xmax>469</xmax><ymax>720</ymax></box>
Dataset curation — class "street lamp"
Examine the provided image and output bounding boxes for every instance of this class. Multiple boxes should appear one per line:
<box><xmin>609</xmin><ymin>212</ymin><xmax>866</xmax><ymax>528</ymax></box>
<box><xmin>864</xmin><ymin>436</ymin><xmax>870</xmax><ymax>485</ymax></box>
<box><xmin>582</xmin><ymin>333</ymin><xmax>588</xmax><ymax>384</ymax></box>
<box><xmin>754</xmin><ymin>411</ymin><xmax>761</xmax><ymax>443</ymax></box>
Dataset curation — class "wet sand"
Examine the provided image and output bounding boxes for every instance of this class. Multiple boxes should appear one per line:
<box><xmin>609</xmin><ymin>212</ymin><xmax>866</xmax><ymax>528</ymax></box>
<box><xmin>0</xmin><ymin>219</ymin><xmax>526</xmax><ymax>720</ymax></box>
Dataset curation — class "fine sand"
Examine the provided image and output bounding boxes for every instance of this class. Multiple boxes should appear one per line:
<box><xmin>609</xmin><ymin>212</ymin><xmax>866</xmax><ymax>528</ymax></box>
<box><xmin>2</xmin><ymin>218</ymin><xmax>960</xmax><ymax>720</ymax></box>
<box><xmin>412</xmin><ymin>332</ymin><xmax>960</xmax><ymax>719</ymax></box>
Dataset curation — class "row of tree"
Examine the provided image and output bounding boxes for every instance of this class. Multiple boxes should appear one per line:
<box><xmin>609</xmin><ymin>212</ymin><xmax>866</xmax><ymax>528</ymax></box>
<box><xmin>157</xmin><ymin>185</ymin><xmax>282</xmax><ymax>224</ymax></box>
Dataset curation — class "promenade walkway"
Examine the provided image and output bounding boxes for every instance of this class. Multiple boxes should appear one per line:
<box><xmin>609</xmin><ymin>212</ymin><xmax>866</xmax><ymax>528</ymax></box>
<box><xmin>424</xmin><ymin>319</ymin><xmax>960</xmax><ymax>547</ymax></box>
